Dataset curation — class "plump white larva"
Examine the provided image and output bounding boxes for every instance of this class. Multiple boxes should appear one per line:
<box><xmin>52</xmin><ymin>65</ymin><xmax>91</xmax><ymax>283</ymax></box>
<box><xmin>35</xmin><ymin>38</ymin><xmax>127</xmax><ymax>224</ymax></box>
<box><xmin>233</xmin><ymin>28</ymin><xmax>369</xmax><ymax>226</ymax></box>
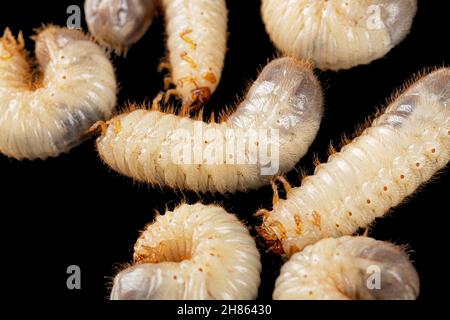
<box><xmin>274</xmin><ymin>236</ymin><xmax>420</xmax><ymax>300</ymax></box>
<box><xmin>84</xmin><ymin>0</ymin><xmax>157</xmax><ymax>54</ymax></box>
<box><xmin>160</xmin><ymin>0</ymin><xmax>227</xmax><ymax>107</ymax></box>
<box><xmin>85</xmin><ymin>0</ymin><xmax>227</xmax><ymax>108</ymax></box>
<box><xmin>0</xmin><ymin>26</ymin><xmax>117</xmax><ymax>160</ymax></box>
<box><xmin>261</xmin><ymin>0</ymin><xmax>417</xmax><ymax>70</ymax></box>
<box><xmin>95</xmin><ymin>57</ymin><xmax>323</xmax><ymax>193</ymax></box>
<box><xmin>258</xmin><ymin>68</ymin><xmax>450</xmax><ymax>255</ymax></box>
<box><xmin>110</xmin><ymin>203</ymin><xmax>261</xmax><ymax>300</ymax></box>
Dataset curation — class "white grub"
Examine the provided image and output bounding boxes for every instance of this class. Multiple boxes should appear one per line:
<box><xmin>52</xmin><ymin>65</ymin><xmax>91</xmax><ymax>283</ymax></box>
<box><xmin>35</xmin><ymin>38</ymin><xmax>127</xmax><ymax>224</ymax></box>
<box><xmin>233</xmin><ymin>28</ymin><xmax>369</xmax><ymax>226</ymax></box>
<box><xmin>262</xmin><ymin>0</ymin><xmax>417</xmax><ymax>70</ymax></box>
<box><xmin>110</xmin><ymin>203</ymin><xmax>261</xmax><ymax>300</ymax></box>
<box><xmin>0</xmin><ymin>26</ymin><xmax>117</xmax><ymax>160</ymax></box>
<box><xmin>96</xmin><ymin>57</ymin><xmax>324</xmax><ymax>193</ymax></box>
<box><xmin>274</xmin><ymin>236</ymin><xmax>420</xmax><ymax>300</ymax></box>
<box><xmin>258</xmin><ymin>68</ymin><xmax>450</xmax><ymax>255</ymax></box>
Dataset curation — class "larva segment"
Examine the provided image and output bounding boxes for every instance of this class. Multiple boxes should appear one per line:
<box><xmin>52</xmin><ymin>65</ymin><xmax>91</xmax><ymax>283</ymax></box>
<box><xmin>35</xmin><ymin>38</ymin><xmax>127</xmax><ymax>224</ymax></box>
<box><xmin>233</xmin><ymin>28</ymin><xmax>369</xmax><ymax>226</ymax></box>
<box><xmin>274</xmin><ymin>236</ymin><xmax>419</xmax><ymax>300</ymax></box>
<box><xmin>85</xmin><ymin>0</ymin><xmax>157</xmax><ymax>54</ymax></box>
<box><xmin>260</xmin><ymin>68</ymin><xmax>450</xmax><ymax>255</ymax></box>
<box><xmin>261</xmin><ymin>0</ymin><xmax>417</xmax><ymax>70</ymax></box>
<box><xmin>161</xmin><ymin>0</ymin><xmax>227</xmax><ymax>108</ymax></box>
<box><xmin>0</xmin><ymin>26</ymin><xmax>117</xmax><ymax>160</ymax></box>
<box><xmin>96</xmin><ymin>57</ymin><xmax>324</xmax><ymax>193</ymax></box>
<box><xmin>110</xmin><ymin>203</ymin><xmax>261</xmax><ymax>300</ymax></box>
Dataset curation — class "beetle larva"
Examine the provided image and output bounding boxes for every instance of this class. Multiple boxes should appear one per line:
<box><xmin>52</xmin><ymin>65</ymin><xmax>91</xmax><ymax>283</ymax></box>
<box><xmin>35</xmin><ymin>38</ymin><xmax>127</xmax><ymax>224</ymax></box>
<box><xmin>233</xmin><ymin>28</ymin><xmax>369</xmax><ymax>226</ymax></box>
<box><xmin>160</xmin><ymin>0</ymin><xmax>227</xmax><ymax>107</ymax></box>
<box><xmin>257</xmin><ymin>68</ymin><xmax>449</xmax><ymax>255</ymax></box>
<box><xmin>261</xmin><ymin>0</ymin><xmax>417</xmax><ymax>70</ymax></box>
<box><xmin>110</xmin><ymin>203</ymin><xmax>261</xmax><ymax>300</ymax></box>
<box><xmin>85</xmin><ymin>0</ymin><xmax>227</xmax><ymax>108</ymax></box>
<box><xmin>274</xmin><ymin>236</ymin><xmax>420</xmax><ymax>300</ymax></box>
<box><xmin>84</xmin><ymin>0</ymin><xmax>157</xmax><ymax>55</ymax></box>
<box><xmin>95</xmin><ymin>57</ymin><xmax>324</xmax><ymax>193</ymax></box>
<box><xmin>0</xmin><ymin>26</ymin><xmax>117</xmax><ymax>160</ymax></box>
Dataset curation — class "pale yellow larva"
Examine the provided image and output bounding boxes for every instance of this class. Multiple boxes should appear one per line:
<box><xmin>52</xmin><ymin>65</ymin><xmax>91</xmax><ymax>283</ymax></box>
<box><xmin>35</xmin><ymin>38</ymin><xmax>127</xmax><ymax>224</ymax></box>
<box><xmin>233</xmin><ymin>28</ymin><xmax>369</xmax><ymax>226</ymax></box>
<box><xmin>160</xmin><ymin>0</ymin><xmax>227</xmax><ymax>107</ymax></box>
<box><xmin>274</xmin><ymin>236</ymin><xmax>420</xmax><ymax>300</ymax></box>
<box><xmin>95</xmin><ymin>57</ymin><xmax>324</xmax><ymax>193</ymax></box>
<box><xmin>0</xmin><ymin>26</ymin><xmax>117</xmax><ymax>160</ymax></box>
<box><xmin>261</xmin><ymin>0</ymin><xmax>417</xmax><ymax>70</ymax></box>
<box><xmin>257</xmin><ymin>68</ymin><xmax>449</xmax><ymax>255</ymax></box>
<box><xmin>110</xmin><ymin>203</ymin><xmax>261</xmax><ymax>300</ymax></box>
<box><xmin>85</xmin><ymin>0</ymin><xmax>227</xmax><ymax>108</ymax></box>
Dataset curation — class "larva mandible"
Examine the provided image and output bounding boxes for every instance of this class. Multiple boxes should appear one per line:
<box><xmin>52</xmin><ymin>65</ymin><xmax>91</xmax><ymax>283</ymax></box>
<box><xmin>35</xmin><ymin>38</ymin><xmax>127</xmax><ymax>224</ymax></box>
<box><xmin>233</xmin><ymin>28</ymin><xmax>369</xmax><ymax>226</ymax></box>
<box><xmin>257</xmin><ymin>67</ymin><xmax>450</xmax><ymax>255</ymax></box>
<box><xmin>0</xmin><ymin>26</ymin><xmax>117</xmax><ymax>160</ymax></box>
<box><xmin>110</xmin><ymin>203</ymin><xmax>261</xmax><ymax>300</ymax></box>
<box><xmin>84</xmin><ymin>0</ymin><xmax>157</xmax><ymax>55</ymax></box>
<box><xmin>85</xmin><ymin>0</ymin><xmax>227</xmax><ymax>108</ymax></box>
<box><xmin>261</xmin><ymin>0</ymin><xmax>417</xmax><ymax>71</ymax></box>
<box><xmin>95</xmin><ymin>57</ymin><xmax>324</xmax><ymax>193</ymax></box>
<box><xmin>274</xmin><ymin>236</ymin><xmax>420</xmax><ymax>300</ymax></box>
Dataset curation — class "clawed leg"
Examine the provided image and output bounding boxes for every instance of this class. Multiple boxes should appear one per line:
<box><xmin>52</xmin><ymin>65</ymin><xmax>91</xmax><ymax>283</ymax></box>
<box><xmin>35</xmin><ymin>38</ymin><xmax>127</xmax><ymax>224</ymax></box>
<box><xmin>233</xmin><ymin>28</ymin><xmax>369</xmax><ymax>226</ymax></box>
<box><xmin>151</xmin><ymin>92</ymin><xmax>164</xmax><ymax>110</ymax></box>
<box><xmin>163</xmin><ymin>75</ymin><xmax>173</xmax><ymax>90</ymax></box>
<box><xmin>270</xmin><ymin>177</ymin><xmax>279</xmax><ymax>205</ymax></box>
<box><xmin>87</xmin><ymin>120</ymin><xmax>108</xmax><ymax>136</ymax></box>
<box><xmin>275</xmin><ymin>176</ymin><xmax>292</xmax><ymax>194</ymax></box>
<box><xmin>164</xmin><ymin>89</ymin><xmax>179</xmax><ymax>104</ymax></box>
<box><xmin>254</xmin><ymin>208</ymin><xmax>270</xmax><ymax>220</ymax></box>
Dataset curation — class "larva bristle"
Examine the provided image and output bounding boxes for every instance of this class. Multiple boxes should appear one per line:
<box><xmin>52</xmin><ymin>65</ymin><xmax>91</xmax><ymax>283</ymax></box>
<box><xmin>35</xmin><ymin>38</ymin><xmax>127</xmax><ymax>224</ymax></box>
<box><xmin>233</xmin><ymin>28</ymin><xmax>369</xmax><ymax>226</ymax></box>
<box><xmin>312</xmin><ymin>153</ymin><xmax>321</xmax><ymax>168</ymax></box>
<box><xmin>327</xmin><ymin>142</ymin><xmax>337</xmax><ymax>157</ymax></box>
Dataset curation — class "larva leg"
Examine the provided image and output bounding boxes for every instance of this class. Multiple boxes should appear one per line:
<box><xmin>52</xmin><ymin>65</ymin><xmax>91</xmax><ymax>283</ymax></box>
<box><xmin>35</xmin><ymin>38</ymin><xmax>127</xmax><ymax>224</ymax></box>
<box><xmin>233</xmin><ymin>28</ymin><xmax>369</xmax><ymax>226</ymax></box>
<box><xmin>84</xmin><ymin>0</ymin><xmax>157</xmax><ymax>55</ymax></box>
<box><xmin>0</xmin><ymin>27</ymin><xmax>117</xmax><ymax>160</ymax></box>
<box><xmin>161</xmin><ymin>0</ymin><xmax>227</xmax><ymax>108</ymax></box>
<box><xmin>259</xmin><ymin>68</ymin><xmax>450</xmax><ymax>255</ymax></box>
<box><xmin>261</xmin><ymin>0</ymin><xmax>417</xmax><ymax>70</ymax></box>
<box><xmin>274</xmin><ymin>236</ymin><xmax>420</xmax><ymax>300</ymax></box>
<box><xmin>110</xmin><ymin>203</ymin><xmax>261</xmax><ymax>300</ymax></box>
<box><xmin>96</xmin><ymin>57</ymin><xmax>324</xmax><ymax>193</ymax></box>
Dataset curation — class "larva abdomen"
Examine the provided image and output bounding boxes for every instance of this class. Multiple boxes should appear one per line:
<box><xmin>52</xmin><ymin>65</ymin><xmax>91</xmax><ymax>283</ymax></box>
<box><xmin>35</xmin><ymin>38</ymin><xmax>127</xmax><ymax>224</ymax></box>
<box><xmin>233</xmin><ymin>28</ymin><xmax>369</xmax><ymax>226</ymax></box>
<box><xmin>274</xmin><ymin>236</ymin><xmax>420</xmax><ymax>300</ymax></box>
<box><xmin>261</xmin><ymin>0</ymin><xmax>417</xmax><ymax>70</ymax></box>
<box><xmin>260</xmin><ymin>68</ymin><xmax>449</xmax><ymax>255</ymax></box>
<box><xmin>84</xmin><ymin>0</ymin><xmax>157</xmax><ymax>54</ymax></box>
<box><xmin>0</xmin><ymin>27</ymin><xmax>117</xmax><ymax>160</ymax></box>
<box><xmin>96</xmin><ymin>57</ymin><xmax>324</xmax><ymax>193</ymax></box>
<box><xmin>111</xmin><ymin>203</ymin><xmax>261</xmax><ymax>300</ymax></box>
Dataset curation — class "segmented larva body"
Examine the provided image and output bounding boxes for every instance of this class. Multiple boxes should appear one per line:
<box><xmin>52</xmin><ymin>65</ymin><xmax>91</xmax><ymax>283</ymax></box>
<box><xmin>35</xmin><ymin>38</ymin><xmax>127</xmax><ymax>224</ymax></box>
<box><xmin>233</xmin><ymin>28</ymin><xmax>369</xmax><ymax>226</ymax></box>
<box><xmin>96</xmin><ymin>57</ymin><xmax>323</xmax><ymax>193</ymax></box>
<box><xmin>274</xmin><ymin>236</ymin><xmax>420</xmax><ymax>300</ymax></box>
<box><xmin>261</xmin><ymin>0</ymin><xmax>417</xmax><ymax>70</ymax></box>
<box><xmin>0</xmin><ymin>27</ymin><xmax>117</xmax><ymax>160</ymax></box>
<box><xmin>85</xmin><ymin>0</ymin><xmax>157</xmax><ymax>54</ymax></box>
<box><xmin>85</xmin><ymin>0</ymin><xmax>227</xmax><ymax>107</ymax></box>
<box><xmin>258</xmin><ymin>68</ymin><xmax>450</xmax><ymax>255</ymax></box>
<box><xmin>110</xmin><ymin>203</ymin><xmax>261</xmax><ymax>300</ymax></box>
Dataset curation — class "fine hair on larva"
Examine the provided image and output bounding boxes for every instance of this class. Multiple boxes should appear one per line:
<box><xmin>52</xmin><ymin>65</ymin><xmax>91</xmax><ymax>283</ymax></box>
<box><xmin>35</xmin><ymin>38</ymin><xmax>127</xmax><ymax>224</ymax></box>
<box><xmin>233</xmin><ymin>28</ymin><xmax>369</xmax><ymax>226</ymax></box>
<box><xmin>110</xmin><ymin>203</ymin><xmax>262</xmax><ymax>300</ymax></box>
<box><xmin>0</xmin><ymin>26</ymin><xmax>117</xmax><ymax>160</ymax></box>
<box><xmin>85</xmin><ymin>0</ymin><xmax>228</xmax><ymax>108</ymax></box>
<box><xmin>257</xmin><ymin>67</ymin><xmax>450</xmax><ymax>256</ymax></box>
<box><xmin>261</xmin><ymin>0</ymin><xmax>418</xmax><ymax>71</ymax></box>
<box><xmin>95</xmin><ymin>57</ymin><xmax>324</xmax><ymax>193</ymax></box>
<box><xmin>274</xmin><ymin>236</ymin><xmax>420</xmax><ymax>300</ymax></box>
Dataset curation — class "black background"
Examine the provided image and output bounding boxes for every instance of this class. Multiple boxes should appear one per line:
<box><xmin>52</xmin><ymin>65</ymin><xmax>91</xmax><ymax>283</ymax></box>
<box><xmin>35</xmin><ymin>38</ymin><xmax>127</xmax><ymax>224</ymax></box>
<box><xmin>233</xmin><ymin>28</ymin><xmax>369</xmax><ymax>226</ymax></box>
<box><xmin>0</xmin><ymin>0</ymin><xmax>448</xmax><ymax>305</ymax></box>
